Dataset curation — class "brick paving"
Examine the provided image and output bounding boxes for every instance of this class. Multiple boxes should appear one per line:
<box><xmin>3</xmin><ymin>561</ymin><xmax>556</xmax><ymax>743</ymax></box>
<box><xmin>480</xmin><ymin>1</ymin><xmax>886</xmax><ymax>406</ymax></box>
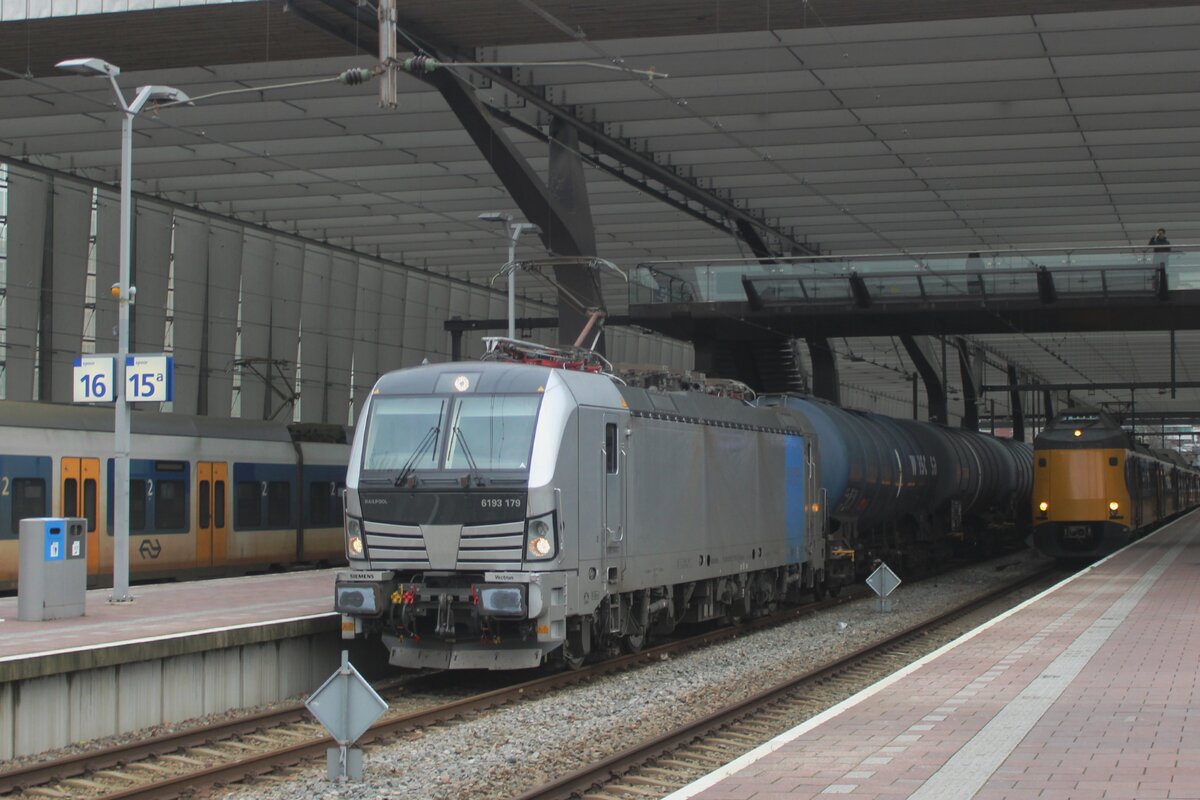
<box><xmin>0</xmin><ymin>569</ymin><xmax>335</xmax><ymax>661</ymax></box>
<box><xmin>669</xmin><ymin>511</ymin><xmax>1200</xmax><ymax>800</ymax></box>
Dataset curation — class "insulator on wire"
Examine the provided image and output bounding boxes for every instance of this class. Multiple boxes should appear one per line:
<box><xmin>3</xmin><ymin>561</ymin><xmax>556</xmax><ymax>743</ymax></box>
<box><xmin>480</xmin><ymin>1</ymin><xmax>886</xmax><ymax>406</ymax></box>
<box><xmin>403</xmin><ymin>55</ymin><xmax>441</xmax><ymax>74</ymax></box>
<box><xmin>338</xmin><ymin>67</ymin><xmax>372</xmax><ymax>86</ymax></box>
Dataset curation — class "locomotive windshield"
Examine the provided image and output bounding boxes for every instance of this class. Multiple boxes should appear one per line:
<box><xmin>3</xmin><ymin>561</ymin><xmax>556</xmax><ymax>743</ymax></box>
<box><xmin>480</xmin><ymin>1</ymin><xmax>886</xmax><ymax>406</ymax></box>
<box><xmin>445</xmin><ymin>395</ymin><xmax>540</xmax><ymax>470</ymax></box>
<box><xmin>362</xmin><ymin>397</ymin><xmax>446</xmax><ymax>470</ymax></box>
<box><xmin>361</xmin><ymin>394</ymin><xmax>541</xmax><ymax>474</ymax></box>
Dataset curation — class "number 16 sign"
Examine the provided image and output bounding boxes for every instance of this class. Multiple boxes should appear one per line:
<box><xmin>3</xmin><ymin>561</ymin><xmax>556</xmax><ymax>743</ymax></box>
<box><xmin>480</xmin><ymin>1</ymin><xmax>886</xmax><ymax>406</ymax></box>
<box><xmin>74</xmin><ymin>356</ymin><xmax>116</xmax><ymax>402</ymax></box>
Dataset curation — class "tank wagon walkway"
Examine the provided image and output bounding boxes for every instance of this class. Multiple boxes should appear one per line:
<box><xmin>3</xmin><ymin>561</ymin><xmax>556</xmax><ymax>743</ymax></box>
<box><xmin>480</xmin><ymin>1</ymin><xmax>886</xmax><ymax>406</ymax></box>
<box><xmin>667</xmin><ymin>510</ymin><xmax>1200</xmax><ymax>800</ymax></box>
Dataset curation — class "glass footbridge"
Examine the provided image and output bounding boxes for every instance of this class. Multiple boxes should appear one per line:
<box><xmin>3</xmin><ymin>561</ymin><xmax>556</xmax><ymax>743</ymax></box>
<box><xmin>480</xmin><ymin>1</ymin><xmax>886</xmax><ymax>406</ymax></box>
<box><xmin>626</xmin><ymin>246</ymin><xmax>1200</xmax><ymax>338</ymax></box>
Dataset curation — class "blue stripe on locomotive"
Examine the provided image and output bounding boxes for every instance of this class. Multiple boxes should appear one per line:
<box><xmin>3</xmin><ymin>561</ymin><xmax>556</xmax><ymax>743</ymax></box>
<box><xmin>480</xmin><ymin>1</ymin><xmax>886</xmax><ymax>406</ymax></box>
<box><xmin>785</xmin><ymin>435</ymin><xmax>806</xmax><ymax>560</ymax></box>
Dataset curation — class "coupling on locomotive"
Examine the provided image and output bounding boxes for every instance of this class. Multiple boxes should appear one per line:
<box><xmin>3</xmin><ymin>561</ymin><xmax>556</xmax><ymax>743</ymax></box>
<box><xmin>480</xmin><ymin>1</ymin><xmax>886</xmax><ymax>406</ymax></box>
<box><xmin>335</xmin><ymin>348</ymin><xmax>1034</xmax><ymax>671</ymax></box>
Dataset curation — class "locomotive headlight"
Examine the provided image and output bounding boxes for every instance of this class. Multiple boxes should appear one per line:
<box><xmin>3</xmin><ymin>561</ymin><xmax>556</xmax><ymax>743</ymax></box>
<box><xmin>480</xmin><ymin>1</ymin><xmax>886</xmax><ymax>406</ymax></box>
<box><xmin>524</xmin><ymin>513</ymin><xmax>557</xmax><ymax>561</ymax></box>
<box><xmin>1038</xmin><ymin>501</ymin><xmax>1049</xmax><ymax>513</ymax></box>
<box><xmin>346</xmin><ymin>517</ymin><xmax>366</xmax><ymax>558</ymax></box>
<box><xmin>1109</xmin><ymin>501</ymin><xmax>1120</xmax><ymax>516</ymax></box>
<box><xmin>1073</xmin><ymin>429</ymin><xmax>1083</xmax><ymax>437</ymax></box>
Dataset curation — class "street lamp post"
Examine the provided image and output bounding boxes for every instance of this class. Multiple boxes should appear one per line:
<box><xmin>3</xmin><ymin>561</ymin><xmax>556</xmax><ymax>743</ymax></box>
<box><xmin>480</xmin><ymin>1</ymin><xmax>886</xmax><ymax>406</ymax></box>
<box><xmin>56</xmin><ymin>58</ymin><xmax>190</xmax><ymax>602</ymax></box>
<box><xmin>479</xmin><ymin>212</ymin><xmax>538</xmax><ymax>339</ymax></box>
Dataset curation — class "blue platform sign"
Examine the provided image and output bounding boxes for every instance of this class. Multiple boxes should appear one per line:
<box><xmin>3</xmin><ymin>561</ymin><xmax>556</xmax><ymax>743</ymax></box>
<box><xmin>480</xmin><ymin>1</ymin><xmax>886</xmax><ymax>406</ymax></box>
<box><xmin>126</xmin><ymin>355</ymin><xmax>174</xmax><ymax>402</ymax></box>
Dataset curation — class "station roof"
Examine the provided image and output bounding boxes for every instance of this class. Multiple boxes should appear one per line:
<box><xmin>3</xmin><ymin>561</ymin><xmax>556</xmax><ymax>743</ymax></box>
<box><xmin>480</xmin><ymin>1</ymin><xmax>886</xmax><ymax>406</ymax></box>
<box><xmin>4</xmin><ymin>0</ymin><xmax>1200</xmax><ymax>437</ymax></box>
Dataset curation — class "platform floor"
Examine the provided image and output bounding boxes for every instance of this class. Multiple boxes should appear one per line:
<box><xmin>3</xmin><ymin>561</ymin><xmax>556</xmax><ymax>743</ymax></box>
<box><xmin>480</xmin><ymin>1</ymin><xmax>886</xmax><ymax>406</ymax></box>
<box><xmin>668</xmin><ymin>510</ymin><xmax>1200</xmax><ymax>800</ymax></box>
<box><xmin>0</xmin><ymin>570</ymin><xmax>336</xmax><ymax>673</ymax></box>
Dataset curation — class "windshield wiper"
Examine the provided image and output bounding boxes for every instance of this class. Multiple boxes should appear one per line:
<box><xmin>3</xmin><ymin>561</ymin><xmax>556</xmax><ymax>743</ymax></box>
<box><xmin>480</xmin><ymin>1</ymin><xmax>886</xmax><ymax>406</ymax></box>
<box><xmin>452</xmin><ymin>428</ymin><xmax>485</xmax><ymax>488</ymax></box>
<box><xmin>394</xmin><ymin>425</ymin><xmax>440</xmax><ymax>487</ymax></box>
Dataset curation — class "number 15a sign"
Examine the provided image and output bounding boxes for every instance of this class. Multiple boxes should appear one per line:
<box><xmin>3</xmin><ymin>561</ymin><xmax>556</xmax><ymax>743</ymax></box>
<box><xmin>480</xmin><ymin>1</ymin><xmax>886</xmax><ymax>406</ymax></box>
<box><xmin>126</xmin><ymin>355</ymin><xmax>174</xmax><ymax>402</ymax></box>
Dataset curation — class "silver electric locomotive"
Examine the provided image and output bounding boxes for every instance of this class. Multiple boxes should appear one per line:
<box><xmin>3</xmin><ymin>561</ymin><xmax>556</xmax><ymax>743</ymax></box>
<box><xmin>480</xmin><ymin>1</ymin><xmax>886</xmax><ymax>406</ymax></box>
<box><xmin>335</xmin><ymin>360</ymin><xmax>822</xmax><ymax>670</ymax></box>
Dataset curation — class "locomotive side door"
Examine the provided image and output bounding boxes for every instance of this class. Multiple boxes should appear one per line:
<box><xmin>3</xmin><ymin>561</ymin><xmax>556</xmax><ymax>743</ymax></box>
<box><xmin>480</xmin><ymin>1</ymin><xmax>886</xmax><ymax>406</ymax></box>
<box><xmin>196</xmin><ymin>462</ymin><xmax>228</xmax><ymax>568</ymax></box>
<box><xmin>600</xmin><ymin>413</ymin><xmax>626</xmax><ymax>584</ymax></box>
<box><xmin>61</xmin><ymin>457</ymin><xmax>100</xmax><ymax>577</ymax></box>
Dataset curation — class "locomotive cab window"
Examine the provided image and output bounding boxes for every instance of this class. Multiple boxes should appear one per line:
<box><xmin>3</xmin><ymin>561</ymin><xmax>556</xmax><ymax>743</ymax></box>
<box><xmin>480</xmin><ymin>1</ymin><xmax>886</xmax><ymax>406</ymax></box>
<box><xmin>605</xmin><ymin>423</ymin><xmax>619</xmax><ymax>474</ymax></box>
<box><xmin>362</xmin><ymin>397</ymin><xmax>446</xmax><ymax>471</ymax></box>
<box><xmin>362</xmin><ymin>395</ymin><xmax>541</xmax><ymax>475</ymax></box>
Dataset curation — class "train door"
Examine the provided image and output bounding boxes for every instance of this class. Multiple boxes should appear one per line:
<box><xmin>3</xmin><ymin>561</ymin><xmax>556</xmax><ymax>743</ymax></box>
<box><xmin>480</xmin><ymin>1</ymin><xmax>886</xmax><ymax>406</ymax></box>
<box><xmin>61</xmin><ymin>457</ymin><xmax>100</xmax><ymax>576</ymax></box>
<box><xmin>196</xmin><ymin>462</ymin><xmax>228</xmax><ymax>568</ymax></box>
<box><xmin>600</xmin><ymin>414</ymin><xmax>626</xmax><ymax>584</ymax></box>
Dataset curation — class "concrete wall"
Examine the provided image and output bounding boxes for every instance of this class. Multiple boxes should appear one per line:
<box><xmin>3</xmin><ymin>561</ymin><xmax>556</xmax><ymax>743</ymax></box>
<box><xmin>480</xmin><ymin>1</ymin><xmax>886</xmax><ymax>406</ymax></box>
<box><xmin>0</xmin><ymin>630</ymin><xmax>376</xmax><ymax>759</ymax></box>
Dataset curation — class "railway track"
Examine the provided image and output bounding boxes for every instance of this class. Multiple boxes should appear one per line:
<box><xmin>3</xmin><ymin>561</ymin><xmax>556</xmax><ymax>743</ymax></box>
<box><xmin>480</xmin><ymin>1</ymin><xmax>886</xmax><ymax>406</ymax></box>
<box><xmin>513</xmin><ymin>566</ymin><xmax>1058</xmax><ymax>800</ymax></box>
<box><xmin>0</xmin><ymin>592</ymin><xmax>859</xmax><ymax>800</ymax></box>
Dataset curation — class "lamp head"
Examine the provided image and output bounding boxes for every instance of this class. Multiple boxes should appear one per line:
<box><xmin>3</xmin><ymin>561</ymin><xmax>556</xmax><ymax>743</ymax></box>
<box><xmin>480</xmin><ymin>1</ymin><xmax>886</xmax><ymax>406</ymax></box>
<box><xmin>478</xmin><ymin>211</ymin><xmax>511</xmax><ymax>224</ymax></box>
<box><xmin>56</xmin><ymin>57</ymin><xmax>120</xmax><ymax>77</ymax></box>
<box><xmin>137</xmin><ymin>85</ymin><xmax>192</xmax><ymax>106</ymax></box>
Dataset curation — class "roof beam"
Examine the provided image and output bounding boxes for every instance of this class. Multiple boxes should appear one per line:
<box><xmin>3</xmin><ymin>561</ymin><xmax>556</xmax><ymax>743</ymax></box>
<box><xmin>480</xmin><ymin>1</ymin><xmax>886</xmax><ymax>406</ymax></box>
<box><xmin>303</xmin><ymin>0</ymin><xmax>818</xmax><ymax>256</ymax></box>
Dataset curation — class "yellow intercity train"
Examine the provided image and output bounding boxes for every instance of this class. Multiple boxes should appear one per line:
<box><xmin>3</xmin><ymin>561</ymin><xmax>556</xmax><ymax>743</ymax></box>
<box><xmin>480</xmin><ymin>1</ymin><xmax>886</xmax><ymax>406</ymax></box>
<box><xmin>1032</xmin><ymin>409</ymin><xmax>1200</xmax><ymax>561</ymax></box>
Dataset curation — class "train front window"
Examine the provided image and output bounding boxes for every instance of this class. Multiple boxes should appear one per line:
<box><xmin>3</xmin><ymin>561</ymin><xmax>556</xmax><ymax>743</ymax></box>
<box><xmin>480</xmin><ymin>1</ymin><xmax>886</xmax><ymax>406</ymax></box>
<box><xmin>363</xmin><ymin>397</ymin><xmax>446</xmax><ymax>471</ymax></box>
<box><xmin>445</xmin><ymin>396</ymin><xmax>540</xmax><ymax>471</ymax></box>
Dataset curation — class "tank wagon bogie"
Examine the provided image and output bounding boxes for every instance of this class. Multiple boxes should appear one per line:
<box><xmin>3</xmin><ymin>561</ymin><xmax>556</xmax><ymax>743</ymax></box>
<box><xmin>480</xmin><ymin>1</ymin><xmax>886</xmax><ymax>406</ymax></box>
<box><xmin>0</xmin><ymin>401</ymin><xmax>350</xmax><ymax>589</ymax></box>
<box><xmin>336</xmin><ymin>360</ymin><xmax>1033</xmax><ymax>671</ymax></box>
<box><xmin>1032</xmin><ymin>409</ymin><xmax>1200</xmax><ymax>561</ymax></box>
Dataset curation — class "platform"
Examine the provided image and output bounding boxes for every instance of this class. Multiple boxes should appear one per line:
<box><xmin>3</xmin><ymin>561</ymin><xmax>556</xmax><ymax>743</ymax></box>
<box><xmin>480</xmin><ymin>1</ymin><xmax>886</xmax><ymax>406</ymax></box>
<box><xmin>668</xmin><ymin>509</ymin><xmax>1200</xmax><ymax>800</ymax></box>
<box><xmin>0</xmin><ymin>570</ymin><xmax>346</xmax><ymax>759</ymax></box>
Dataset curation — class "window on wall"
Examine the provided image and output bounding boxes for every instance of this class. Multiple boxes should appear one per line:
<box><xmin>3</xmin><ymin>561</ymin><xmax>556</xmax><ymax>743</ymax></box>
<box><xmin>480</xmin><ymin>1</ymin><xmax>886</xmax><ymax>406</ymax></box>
<box><xmin>64</xmin><ymin>478</ymin><xmax>78</xmax><ymax>516</ymax></box>
<box><xmin>130</xmin><ymin>480</ymin><xmax>147</xmax><ymax>532</ymax></box>
<box><xmin>215</xmin><ymin>481</ymin><xmax>226</xmax><ymax>529</ymax></box>
<box><xmin>236</xmin><ymin>481</ymin><xmax>261</xmax><ymax>528</ymax></box>
<box><xmin>155</xmin><ymin>479</ymin><xmax>186</xmax><ymax>529</ymax></box>
<box><xmin>310</xmin><ymin>482</ymin><xmax>333</xmax><ymax>526</ymax></box>
<box><xmin>199</xmin><ymin>481</ymin><xmax>211</xmax><ymax>529</ymax></box>
<box><xmin>267</xmin><ymin>481</ymin><xmax>291</xmax><ymax>527</ymax></box>
<box><xmin>11</xmin><ymin>478</ymin><xmax>47</xmax><ymax>533</ymax></box>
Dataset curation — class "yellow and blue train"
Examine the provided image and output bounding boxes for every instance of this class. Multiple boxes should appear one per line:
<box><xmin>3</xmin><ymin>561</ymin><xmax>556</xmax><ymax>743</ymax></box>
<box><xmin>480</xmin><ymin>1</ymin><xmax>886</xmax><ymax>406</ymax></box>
<box><xmin>0</xmin><ymin>401</ymin><xmax>350</xmax><ymax>590</ymax></box>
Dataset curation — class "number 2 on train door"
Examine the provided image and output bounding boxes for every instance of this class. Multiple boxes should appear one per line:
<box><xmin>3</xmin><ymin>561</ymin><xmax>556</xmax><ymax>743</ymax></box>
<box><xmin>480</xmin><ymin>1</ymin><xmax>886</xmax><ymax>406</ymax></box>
<box><xmin>61</xmin><ymin>457</ymin><xmax>100</xmax><ymax>578</ymax></box>
<box><xmin>197</xmin><ymin>462</ymin><xmax>228</xmax><ymax>568</ymax></box>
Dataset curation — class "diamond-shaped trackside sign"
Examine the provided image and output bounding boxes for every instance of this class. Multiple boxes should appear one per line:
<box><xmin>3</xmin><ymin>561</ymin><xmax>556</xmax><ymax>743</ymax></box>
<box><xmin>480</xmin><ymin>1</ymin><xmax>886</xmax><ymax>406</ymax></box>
<box><xmin>306</xmin><ymin>654</ymin><xmax>388</xmax><ymax>745</ymax></box>
<box><xmin>866</xmin><ymin>563</ymin><xmax>902</xmax><ymax>598</ymax></box>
